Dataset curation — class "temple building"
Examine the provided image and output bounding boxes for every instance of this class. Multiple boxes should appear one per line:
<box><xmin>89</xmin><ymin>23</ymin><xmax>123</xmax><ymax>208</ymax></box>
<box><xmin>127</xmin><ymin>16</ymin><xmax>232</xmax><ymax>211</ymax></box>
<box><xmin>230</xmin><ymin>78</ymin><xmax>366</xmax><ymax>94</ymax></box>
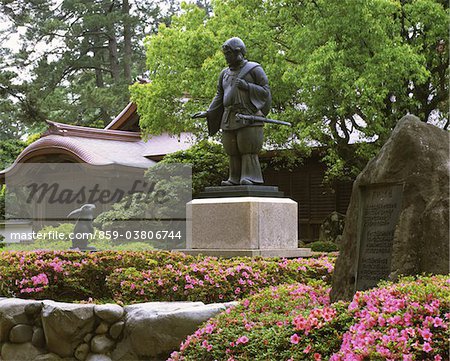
<box><xmin>1</xmin><ymin>102</ymin><xmax>352</xmax><ymax>243</ymax></box>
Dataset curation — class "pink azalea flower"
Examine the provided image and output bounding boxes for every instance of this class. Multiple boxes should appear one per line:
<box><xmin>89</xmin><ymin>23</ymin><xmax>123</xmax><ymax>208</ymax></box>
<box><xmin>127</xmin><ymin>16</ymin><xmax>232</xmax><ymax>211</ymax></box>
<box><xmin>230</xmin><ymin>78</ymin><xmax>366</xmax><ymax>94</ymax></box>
<box><xmin>236</xmin><ymin>336</ymin><xmax>249</xmax><ymax>345</ymax></box>
<box><xmin>433</xmin><ymin>316</ymin><xmax>444</xmax><ymax>328</ymax></box>
<box><xmin>290</xmin><ymin>333</ymin><xmax>300</xmax><ymax>344</ymax></box>
<box><xmin>419</xmin><ymin>328</ymin><xmax>432</xmax><ymax>340</ymax></box>
<box><xmin>31</xmin><ymin>273</ymin><xmax>49</xmax><ymax>286</ymax></box>
<box><xmin>422</xmin><ymin>342</ymin><xmax>432</xmax><ymax>353</ymax></box>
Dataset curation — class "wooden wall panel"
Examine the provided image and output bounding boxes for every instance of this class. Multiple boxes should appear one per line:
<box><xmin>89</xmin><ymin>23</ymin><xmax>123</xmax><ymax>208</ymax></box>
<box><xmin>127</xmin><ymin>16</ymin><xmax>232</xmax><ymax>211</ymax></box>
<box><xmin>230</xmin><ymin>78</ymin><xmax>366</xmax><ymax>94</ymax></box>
<box><xmin>263</xmin><ymin>159</ymin><xmax>353</xmax><ymax>242</ymax></box>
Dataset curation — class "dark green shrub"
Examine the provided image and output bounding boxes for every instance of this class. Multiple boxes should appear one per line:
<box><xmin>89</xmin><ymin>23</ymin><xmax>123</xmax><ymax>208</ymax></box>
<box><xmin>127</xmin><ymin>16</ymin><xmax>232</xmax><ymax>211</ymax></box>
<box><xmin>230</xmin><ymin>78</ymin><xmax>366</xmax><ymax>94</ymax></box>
<box><xmin>309</xmin><ymin>240</ymin><xmax>339</xmax><ymax>252</ymax></box>
<box><xmin>160</xmin><ymin>140</ymin><xmax>228</xmax><ymax>196</ymax></box>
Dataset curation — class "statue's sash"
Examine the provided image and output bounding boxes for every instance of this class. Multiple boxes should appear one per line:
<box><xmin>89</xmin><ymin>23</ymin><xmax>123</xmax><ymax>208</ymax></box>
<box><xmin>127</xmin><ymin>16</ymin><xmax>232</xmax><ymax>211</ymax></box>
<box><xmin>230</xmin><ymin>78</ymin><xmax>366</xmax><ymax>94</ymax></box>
<box><xmin>207</xmin><ymin>61</ymin><xmax>260</xmax><ymax>136</ymax></box>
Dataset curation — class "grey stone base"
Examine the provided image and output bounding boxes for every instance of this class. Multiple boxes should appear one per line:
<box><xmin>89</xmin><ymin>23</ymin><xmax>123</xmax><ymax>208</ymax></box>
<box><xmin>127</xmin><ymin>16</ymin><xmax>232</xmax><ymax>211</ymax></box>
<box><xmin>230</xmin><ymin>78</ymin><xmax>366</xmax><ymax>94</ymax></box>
<box><xmin>186</xmin><ymin>196</ymin><xmax>309</xmax><ymax>258</ymax></box>
<box><xmin>180</xmin><ymin>248</ymin><xmax>312</xmax><ymax>258</ymax></box>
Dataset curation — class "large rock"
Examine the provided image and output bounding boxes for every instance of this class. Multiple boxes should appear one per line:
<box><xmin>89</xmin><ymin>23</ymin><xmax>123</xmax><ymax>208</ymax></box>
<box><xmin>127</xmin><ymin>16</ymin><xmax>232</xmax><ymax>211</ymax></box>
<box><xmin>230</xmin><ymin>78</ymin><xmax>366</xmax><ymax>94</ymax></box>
<box><xmin>41</xmin><ymin>301</ymin><xmax>95</xmax><ymax>358</ymax></box>
<box><xmin>331</xmin><ymin>115</ymin><xmax>449</xmax><ymax>301</ymax></box>
<box><xmin>112</xmin><ymin>301</ymin><xmax>236</xmax><ymax>360</ymax></box>
<box><xmin>1</xmin><ymin>342</ymin><xmax>44</xmax><ymax>360</ymax></box>
<box><xmin>0</xmin><ymin>299</ymin><xmax>41</xmax><ymax>342</ymax></box>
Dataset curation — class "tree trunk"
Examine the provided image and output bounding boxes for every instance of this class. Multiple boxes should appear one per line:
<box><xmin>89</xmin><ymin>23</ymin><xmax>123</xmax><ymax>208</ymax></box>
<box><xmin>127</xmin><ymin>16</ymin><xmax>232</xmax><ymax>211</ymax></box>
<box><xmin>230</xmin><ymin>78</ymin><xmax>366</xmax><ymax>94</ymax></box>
<box><xmin>123</xmin><ymin>0</ymin><xmax>132</xmax><ymax>83</ymax></box>
<box><xmin>93</xmin><ymin>35</ymin><xmax>105</xmax><ymax>88</ymax></box>
<box><xmin>108</xmin><ymin>32</ymin><xmax>120</xmax><ymax>83</ymax></box>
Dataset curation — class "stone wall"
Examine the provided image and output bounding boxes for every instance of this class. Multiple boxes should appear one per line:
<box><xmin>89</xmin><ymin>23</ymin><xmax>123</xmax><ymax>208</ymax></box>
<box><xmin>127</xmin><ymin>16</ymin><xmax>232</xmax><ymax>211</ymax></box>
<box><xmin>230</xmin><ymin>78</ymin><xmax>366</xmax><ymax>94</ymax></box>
<box><xmin>0</xmin><ymin>298</ymin><xmax>236</xmax><ymax>361</ymax></box>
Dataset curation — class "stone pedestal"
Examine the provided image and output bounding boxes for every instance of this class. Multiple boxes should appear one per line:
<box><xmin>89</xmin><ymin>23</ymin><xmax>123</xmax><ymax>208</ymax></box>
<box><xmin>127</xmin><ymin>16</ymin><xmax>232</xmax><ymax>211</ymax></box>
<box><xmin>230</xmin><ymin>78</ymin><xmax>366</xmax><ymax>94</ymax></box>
<box><xmin>183</xmin><ymin>197</ymin><xmax>311</xmax><ymax>258</ymax></box>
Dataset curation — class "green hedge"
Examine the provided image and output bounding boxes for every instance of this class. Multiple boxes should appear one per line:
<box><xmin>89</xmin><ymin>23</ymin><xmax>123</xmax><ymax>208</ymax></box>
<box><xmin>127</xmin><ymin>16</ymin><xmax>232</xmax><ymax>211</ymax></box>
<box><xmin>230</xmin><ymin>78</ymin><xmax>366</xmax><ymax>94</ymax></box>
<box><xmin>0</xmin><ymin>250</ymin><xmax>335</xmax><ymax>303</ymax></box>
<box><xmin>309</xmin><ymin>240</ymin><xmax>339</xmax><ymax>252</ymax></box>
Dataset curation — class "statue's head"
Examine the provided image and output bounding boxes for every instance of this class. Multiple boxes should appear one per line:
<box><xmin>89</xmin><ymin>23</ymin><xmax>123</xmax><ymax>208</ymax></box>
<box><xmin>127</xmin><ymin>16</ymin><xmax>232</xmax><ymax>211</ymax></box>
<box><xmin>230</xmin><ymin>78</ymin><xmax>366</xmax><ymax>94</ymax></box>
<box><xmin>222</xmin><ymin>37</ymin><xmax>246</xmax><ymax>66</ymax></box>
<box><xmin>222</xmin><ymin>37</ymin><xmax>246</xmax><ymax>55</ymax></box>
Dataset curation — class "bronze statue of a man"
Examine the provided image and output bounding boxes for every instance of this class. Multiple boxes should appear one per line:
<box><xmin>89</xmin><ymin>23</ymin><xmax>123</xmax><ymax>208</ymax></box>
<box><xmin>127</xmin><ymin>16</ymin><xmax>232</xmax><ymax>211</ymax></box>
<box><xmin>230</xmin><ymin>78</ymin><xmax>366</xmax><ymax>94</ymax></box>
<box><xmin>193</xmin><ymin>37</ymin><xmax>272</xmax><ymax>185</ymax></box>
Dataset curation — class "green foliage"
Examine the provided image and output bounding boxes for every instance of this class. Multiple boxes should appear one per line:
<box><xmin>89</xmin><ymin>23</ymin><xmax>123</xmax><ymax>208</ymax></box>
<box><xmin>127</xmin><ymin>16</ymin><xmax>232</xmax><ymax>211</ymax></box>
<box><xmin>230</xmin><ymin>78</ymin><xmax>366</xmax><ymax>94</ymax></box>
<box><xmin>0</xmin><ymin>250</ymin><xmax>174</xmax><ymax>300</ymax></box>
<box><xmin>0</xmin><ymin>0</ymin><xmax>179</xmax><ymax>132</ymax></box>
<box><xmin>108</xmin><ymin>242</ymin><xmax>155</xmax><ymax>252</ymax></box>
<box><xmin>309</xmin><ymin>240</ymin><xmax>340</xmax><ymax>252</ymax></box>
<box><xmin>0</xmin><ymin>186</ymin><xmax>5</xmax><ymax>221</ymax></box>
<box><xmin>161</xmin><ymin>140</ymin><xmax>228</xmax><ymax>195</ymax></box>
<box><xmin>107</xmin><ymin>256</ymin><xmax>335</xmax><ymax>304</ymax></box>
<box><xmin>0</xmin><ymin>138</ymin><xmax>26</xmax><ymax>170</ymax></box>
<box><xmin>94</xmin><ymin>162</ymin><xmax>191</xmax><ymax>250</ymax></box>
<box><xmin>169</xmin><ymin>281</ymin><xmax>347</xmax><ymax>361</ymax></box>
<box><xmin>0</xmin><ymin>250</ymin><xmax>334</xmax><ymax>304</ymax></box>
<box><xmin>132</xmin><ymin>0</ymin><xmax>449</xmax><ymax>180</ymax></box>
<box><xmin>0</xmin><ymin>139</ymin><xmax>26</xmax><ymax>220</ymax></box>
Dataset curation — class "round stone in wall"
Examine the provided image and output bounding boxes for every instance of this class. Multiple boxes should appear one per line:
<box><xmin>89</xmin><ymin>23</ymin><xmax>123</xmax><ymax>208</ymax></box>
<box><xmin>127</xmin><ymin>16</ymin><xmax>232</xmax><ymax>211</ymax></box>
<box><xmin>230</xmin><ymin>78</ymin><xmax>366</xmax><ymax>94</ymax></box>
<box><xmin>109</xmin><ymin>321</ymin><xmax>124</xmax><ymax>340</ymax></box>
<box><xmin>32</xmin><ymin>327</ymin><xmax>46</xmax><ymax>348</ymax></box>
<box><xmin>74</xmin><ymin>343</ymin><xmax>90</xmax><ymax>361</ymax></box>
<box><xmin>34</xmin><ymin>353</ymin><xmax>63</xmax><ymax>361</ymax></box>
<box><xmin>86</xmin><ymin>353</ymin><xmax>112</xmax><ymax>361</ymax></box>
<box><xmin>94</xmin><ymin>305</ymin><xmax>123</xmax><ymax>324</ymax></box>
<box><xmin>83</xmin><ymin>333</ymin><xmax>93</xmax><ymax>343</ymax></box>
<box><xmin>95</xmin><ymin>322</ymin><xmax>109</xmax><ymax>335</ymax></box>
<box><xmin>90</xmin><ymin>335</ymin><xmax>115</xmax><ymax>354</ymax></box>
<box><xmin>9</xmin><ymin>324</ymin><xmax>33</xmax><ymax>343</ymax></box>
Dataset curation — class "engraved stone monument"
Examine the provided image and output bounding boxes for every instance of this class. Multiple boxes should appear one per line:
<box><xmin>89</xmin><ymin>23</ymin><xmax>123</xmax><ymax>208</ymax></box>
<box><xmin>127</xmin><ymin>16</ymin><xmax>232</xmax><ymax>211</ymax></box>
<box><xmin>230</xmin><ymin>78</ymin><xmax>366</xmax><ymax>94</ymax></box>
<box><xmin>355</xmin><ymin>184</ymin><xmax>403</xmax><ymax>291</ymax></box>
<box><xmin>331</xmin><ymin>115</ymin><xmax>449</xmax><ymax>301</ymax></box>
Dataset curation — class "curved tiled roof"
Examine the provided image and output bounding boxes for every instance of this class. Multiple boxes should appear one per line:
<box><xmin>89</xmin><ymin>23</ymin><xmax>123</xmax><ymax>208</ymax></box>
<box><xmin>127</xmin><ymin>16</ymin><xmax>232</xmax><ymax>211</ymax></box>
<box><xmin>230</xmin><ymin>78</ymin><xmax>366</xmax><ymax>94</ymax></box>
<box><xmin>0</xmin><ymin>105</ymin><xmax>196</xmax><ymax>182</ymax></box>
<box><xmin>13</xmin><ymin>135</ymin><xmax>156</xmax><ymax>168</ymax></box>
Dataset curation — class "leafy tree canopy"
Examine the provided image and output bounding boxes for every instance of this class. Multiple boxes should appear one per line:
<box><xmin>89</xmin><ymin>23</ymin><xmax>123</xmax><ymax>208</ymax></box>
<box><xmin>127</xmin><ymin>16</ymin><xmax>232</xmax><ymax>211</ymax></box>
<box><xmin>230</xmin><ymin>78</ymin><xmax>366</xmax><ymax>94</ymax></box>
<box><xmin>131</xmin><ymin>0</ymin><xmax>448</xmax><ymax>179</ymax></box>
<box><xmin>0</xmin><ymin>138</ymin><xmax>26</xmax><ymax>170</ymax></box>
<box><xmin>0</xmin><ymin>0</ymin><xmax>179</xmax><ymax>135</ymax></box>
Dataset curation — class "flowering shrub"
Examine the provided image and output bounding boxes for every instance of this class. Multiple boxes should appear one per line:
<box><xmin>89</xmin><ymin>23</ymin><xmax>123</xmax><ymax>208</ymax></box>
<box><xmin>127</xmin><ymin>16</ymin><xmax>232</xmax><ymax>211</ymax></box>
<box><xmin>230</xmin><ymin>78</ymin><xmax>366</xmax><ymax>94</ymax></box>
<box><xmin>169</xmin><ymin>275</ymin><xmax>449</xmax><ymax>360</ymax></box>
<box><xmin>106</xmin><ymin>256</ymin><xmax>335</xmax><ymax>303</ymax></box>
<box><xmin>331</xmin><ymin>276</ymin><xmax>450</xmax><ymax>360</ymax></box>
<box><xmin>0</xmin><ymin>250</ymin><xmax>195</xmax><ymax>301</ymax></box>
<box><xmin>0</xmin><ymin>250</ymin><xmax>334</xmax><ymax>304</ymax></box>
